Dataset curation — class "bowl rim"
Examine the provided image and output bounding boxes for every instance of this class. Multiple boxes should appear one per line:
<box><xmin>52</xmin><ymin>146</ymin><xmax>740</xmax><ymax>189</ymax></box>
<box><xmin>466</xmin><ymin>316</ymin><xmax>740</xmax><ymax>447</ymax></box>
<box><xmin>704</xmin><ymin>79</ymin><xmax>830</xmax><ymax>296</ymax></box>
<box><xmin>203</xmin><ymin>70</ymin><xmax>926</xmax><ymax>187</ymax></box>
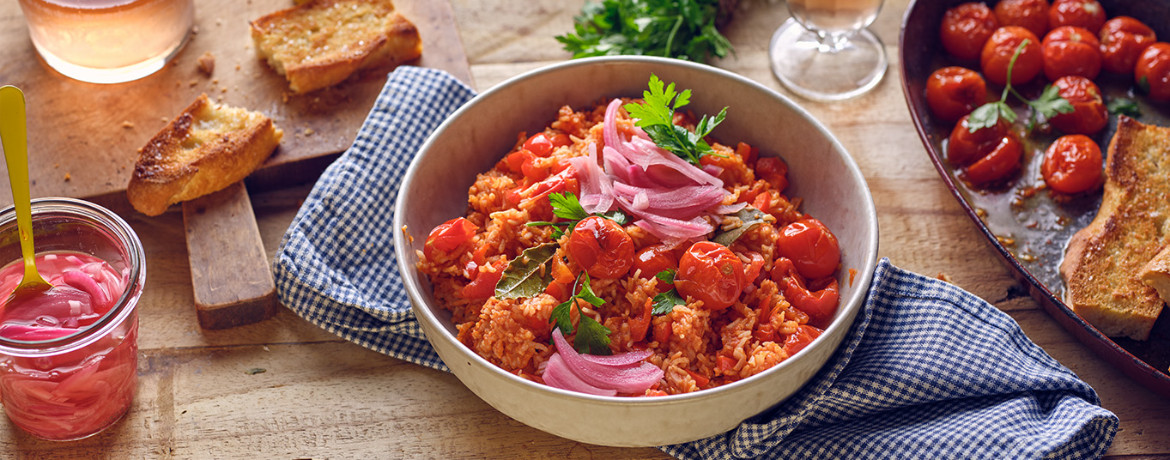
<box><xmin>393</xmin><ymin>55</ymin><xmax>880</xmax><ymax>406</ymax></box>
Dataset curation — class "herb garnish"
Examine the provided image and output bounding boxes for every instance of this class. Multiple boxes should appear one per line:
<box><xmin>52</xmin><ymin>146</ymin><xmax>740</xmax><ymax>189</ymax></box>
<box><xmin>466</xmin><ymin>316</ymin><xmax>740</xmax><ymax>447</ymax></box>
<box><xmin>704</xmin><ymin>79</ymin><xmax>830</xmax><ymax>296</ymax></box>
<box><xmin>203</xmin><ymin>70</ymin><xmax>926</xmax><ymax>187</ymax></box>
<box><xmin>527</xmin><ymin>192</ymin><xmax>629</xmax><ymax>238</ymax></box>
<box><xmin>555</xmin><ymin>0</ymin><xmax>733</xmax><ymax>63</ymax></box>
<box><xmin>494</xmin><ymin>243</ymin><xmax>558</xmax><ymax>299</ymax></box>
<box><xmin>712</xmin><ymin>205</ymin><xmax>774</xmax><ymax>246</ymax></box>
<box><xmin>967</xmin><ymin>40</ymin><xmax>1073</xmax><ymax>132</ymax></box>
<box><xmin>623</xmin><ymin>74</ymin><xmax>727</xmax><ymax>166</ymax></box>
<box><xmin>1107</xmin><ymin>97</ymin><xmax>1141</xmax><ymax>117</ymax></box>
<box><xmin>650</xmin><ymin>270</ymin><xmax>686</xmax><ymax>315</ymax></box>
<box><xmin>549</xmin><ymin>272</ymin><xmax>613</xmax><ymax>355</ymax></box>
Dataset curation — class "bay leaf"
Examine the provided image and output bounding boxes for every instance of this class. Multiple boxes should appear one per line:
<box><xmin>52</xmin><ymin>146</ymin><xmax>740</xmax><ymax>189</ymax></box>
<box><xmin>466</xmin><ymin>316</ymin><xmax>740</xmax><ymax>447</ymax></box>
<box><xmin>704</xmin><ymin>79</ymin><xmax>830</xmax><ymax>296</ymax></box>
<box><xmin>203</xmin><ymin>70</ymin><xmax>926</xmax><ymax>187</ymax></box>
<box><xmin>712</xmin><ymin>205</ymin><xmax>774</xmax><ymax>246</ymax></box>
<box><xmin>494</xmin><ymin>243</ymin><xmax>558</xmax><ymax>299</ymax></box>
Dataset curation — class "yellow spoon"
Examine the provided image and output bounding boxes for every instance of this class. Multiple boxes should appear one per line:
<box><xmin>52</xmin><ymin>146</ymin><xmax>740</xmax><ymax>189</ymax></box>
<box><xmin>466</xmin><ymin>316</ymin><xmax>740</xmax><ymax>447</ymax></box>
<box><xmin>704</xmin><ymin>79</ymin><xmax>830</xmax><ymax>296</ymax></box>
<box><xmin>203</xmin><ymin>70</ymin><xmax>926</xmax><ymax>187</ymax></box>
<box><xmin>0</xmin><ymin>86</ymin><xmax>51</xmax><ymax>300</ymax></box>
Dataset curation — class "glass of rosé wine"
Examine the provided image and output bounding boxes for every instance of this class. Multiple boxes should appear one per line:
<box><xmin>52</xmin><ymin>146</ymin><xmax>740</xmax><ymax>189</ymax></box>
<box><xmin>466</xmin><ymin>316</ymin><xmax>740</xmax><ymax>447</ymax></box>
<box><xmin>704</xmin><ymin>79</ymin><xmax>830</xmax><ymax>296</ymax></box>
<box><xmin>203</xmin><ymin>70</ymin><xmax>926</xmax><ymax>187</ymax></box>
<box><xmin>0</xmin><ymin>198</ymin><xmax>145</xmax><ymax>441</ymax></box>
<box><xmin>17</xmin><ymin>0</ymin><xmax>194</xmax><ymax>84</ymax></box>
<box><xmin>770</xmin><ymin>0</ymin><xmax>888</xmax><ymax>101</ymax></box>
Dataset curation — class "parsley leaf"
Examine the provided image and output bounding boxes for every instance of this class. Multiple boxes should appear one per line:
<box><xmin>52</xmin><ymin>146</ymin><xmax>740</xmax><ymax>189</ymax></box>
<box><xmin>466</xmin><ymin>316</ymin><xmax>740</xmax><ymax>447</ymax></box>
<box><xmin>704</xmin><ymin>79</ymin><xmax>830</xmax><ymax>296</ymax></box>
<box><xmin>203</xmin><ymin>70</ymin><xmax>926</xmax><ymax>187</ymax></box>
<box><xmin>650</xmin><ymin>269</ymin><xmax>685</xmax><ymax>315</ymax></box>
<box><xmin>966</xmin><ymin>40</ymin><xmax>1071</xmax><ymax>134</ymax></box>
<box><xmin>1107</xmin><ymin>97</ymin><xmax>1141</xmax><ymax>117</ymax></box>
<box><xmin>624</xmin><ymin>74</ymin><xmax>728</xmax><ymax>165</ymax></box>
<box><xmin>555</xmin><ymin>0</ymin><xmax>733</xmax><ymax>63</ymax></box>
<box><xmin>527</xmin><ymin>192</ymin><xmax>630</xmax><ymax>238</ymax></box>
<box><xmin>548</xmin><ymin>272</ymin><xmax>613</xmax><ymax>355</ymax></box>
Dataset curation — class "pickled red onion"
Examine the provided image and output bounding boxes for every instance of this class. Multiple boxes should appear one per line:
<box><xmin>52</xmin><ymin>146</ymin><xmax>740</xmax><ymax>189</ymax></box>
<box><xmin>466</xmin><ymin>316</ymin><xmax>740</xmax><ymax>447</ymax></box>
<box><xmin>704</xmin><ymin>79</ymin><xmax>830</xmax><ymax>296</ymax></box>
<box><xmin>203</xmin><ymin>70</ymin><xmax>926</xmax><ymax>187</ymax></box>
<box><xmin>545</xmin><ymin>329</ymin><xmax>664</xmax><ymax>395</ymax></box>
<box><xmin>542</xmin><ymin>353</ymin><xmax>617</xmax><ymax>396</ymax></box>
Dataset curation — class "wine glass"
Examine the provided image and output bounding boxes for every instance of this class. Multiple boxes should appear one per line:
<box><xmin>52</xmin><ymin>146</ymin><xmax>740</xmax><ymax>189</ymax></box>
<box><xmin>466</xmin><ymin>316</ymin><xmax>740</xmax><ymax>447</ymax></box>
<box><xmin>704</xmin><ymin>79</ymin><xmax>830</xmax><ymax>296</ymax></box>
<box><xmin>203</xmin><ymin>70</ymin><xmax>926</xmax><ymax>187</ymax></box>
<box><xmin>769</xmin><ymin>0</ymin><xmax>888</xmax><ymax>101</ymax></box>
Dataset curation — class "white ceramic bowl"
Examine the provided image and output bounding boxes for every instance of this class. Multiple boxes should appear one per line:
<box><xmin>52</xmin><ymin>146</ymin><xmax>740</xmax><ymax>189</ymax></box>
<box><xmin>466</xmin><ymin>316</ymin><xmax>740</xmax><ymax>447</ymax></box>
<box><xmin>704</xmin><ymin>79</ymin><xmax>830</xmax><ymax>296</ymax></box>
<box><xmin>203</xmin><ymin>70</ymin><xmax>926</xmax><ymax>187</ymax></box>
<box><xmin>393</xmin><ymin>56</ymin><xmax>879</xmax><ymax>447</ymax></box>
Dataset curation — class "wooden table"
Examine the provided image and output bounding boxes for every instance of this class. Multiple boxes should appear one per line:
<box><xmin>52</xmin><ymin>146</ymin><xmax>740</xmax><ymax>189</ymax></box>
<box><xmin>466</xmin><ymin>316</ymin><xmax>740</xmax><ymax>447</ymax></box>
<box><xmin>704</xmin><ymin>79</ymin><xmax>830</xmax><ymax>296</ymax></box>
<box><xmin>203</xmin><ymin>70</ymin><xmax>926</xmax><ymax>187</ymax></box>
<box><xmin>2</xmin><ymin>0</ymin><xmax>1168</xmax><ymax>458</ymax></box>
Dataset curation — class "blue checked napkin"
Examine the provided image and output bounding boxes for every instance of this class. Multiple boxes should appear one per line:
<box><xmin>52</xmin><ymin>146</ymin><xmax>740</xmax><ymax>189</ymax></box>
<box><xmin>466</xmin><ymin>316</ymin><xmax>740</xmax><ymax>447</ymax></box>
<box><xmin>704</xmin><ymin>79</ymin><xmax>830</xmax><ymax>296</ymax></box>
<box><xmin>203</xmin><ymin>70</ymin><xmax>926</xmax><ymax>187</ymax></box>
<box><xmin>272</xmin><ymin>66</ymin><xmax>1118</xmax><ymax>459</ymax></box>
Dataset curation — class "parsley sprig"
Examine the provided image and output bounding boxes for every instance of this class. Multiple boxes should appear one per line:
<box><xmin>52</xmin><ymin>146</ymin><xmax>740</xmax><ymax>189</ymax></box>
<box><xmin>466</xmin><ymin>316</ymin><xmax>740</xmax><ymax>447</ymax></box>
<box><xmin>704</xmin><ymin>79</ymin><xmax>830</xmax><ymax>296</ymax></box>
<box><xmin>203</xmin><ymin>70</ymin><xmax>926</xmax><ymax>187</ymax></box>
<box><xmin>967</xmin><ymin>40</ymin><xmax>1073</xmax><ymax>133</ymax></box>
<box><xmin>549</xmin><ymin>272</ymin><xmax>613</xmax><ymax>355</ymax></box>
<box><xmin>527</xmin><ymin>192</ymin><xmax>629</xmax><ymax>238</ymax></box>
<box><xmin>624</xmin><ymin>74</ymin><xmax>727</xmax><ymax>166</ymax></box>
<box><xmin>555</xmin><ymin>0</ymin><xmax>733</xmax><ymax>63</ymax></box>
<box><xmin>650</xmin><ymin>269</ymin><xmax>686</xmax><ymax>315</ymax></box>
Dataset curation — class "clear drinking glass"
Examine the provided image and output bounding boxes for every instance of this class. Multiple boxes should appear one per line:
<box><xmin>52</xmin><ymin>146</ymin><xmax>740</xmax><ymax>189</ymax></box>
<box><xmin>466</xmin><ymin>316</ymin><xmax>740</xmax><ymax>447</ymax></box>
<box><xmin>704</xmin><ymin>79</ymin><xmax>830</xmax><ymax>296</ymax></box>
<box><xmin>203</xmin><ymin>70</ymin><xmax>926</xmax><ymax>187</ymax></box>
<box><xmin>17</xmin><ymin>0</ymin><xmax>195</xmax><ymax>84</ymax></box>
<box><xmin>0</xmin><ymin>198</ymin><xmax>145</xmax><ymax>441</ymax></box>
<box><xmin>769</xmin><ymin>0</ymin><xmax>888</xmax><ymax>101</ymax></box>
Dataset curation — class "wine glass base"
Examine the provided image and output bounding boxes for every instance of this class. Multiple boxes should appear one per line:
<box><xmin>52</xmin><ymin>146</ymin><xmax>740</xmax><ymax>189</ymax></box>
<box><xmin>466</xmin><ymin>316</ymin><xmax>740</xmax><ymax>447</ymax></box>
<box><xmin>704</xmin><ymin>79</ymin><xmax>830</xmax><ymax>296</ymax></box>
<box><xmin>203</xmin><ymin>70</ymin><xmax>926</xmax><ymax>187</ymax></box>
<box><xmin>769</xmin><ymin>18</ymin><xmax>888</xmax><ymax>102</ymax></box>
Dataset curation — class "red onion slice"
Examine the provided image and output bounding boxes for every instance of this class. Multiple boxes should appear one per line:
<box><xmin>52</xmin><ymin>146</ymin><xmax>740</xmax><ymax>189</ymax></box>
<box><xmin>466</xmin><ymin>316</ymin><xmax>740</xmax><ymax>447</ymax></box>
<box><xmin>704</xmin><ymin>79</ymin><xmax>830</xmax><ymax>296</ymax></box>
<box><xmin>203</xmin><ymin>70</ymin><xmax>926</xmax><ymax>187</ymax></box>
<box><xmin>551</xmin><ymin>329</ymin><xmax>664</xmax><ymax>394</ymax></box>
<box><xmin>578</xmin><ymin>349</ymin><xmax>654</xmax><ymax>367</ymax></box>
<box><xmin>542</xmin><ymin>353</ymin><xmax>618</xmax><ymax>396</ymax></box>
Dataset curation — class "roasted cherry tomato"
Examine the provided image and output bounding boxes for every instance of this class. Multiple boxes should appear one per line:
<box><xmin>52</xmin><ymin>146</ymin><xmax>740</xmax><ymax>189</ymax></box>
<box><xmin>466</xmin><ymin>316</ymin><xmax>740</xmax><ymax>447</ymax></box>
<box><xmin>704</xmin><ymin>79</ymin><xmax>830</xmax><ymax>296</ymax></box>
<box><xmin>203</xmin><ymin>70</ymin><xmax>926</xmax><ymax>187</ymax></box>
<box><xmin>940</xmin><ymin>2</ymin><xmax>1000</xmax><ymax>61</ymax></box>
<box><xmin>994</xmin><ymin>0</ymin><xmax>1049</xmax><ymax>39</ymax></box>
<box><xmin>1135</xmin><ymin>42</ymin><xmax>1170</xmax><ymax>102</ymax></box>
<box><xmin>782</xmin><ymin>325</ymin><xmax>823</xmax><ymax>357</ymax></box>
<box><xmin>1042</xmin><ymin>26</ymin><xmax>1102</xmax><ymax>80</ymax></box>
<box><xmin>1098</xmin><ymin>16</ymin><xmax>1157</xmax><ymax>75</ymax></box>
<box><xmin>512</xmin><ymin>166</ymin><xmax>580</xmax><ymax>219</ymax></box>
<box><xmin>674</xmin><ymin>241</ymin><xmax>747</xmax><ymax>311</ymax></box>
<box><xmin>925</xmin><ymin>66</ymin><xmax>988</xmax><ymax>122</ymax></box>
<box><xmin>770</xmin><ymin>257</ymin><xmax>839</xmax><ymax>328</ymax></box>
<box><xmin>981</xmin><ymin>26</ymin><xmax>1044</xmax><ymax>86</ymax></box>
<box><xmin>1049</xmin><ymin>76</ymin><xmax>1108</xmax><ymax>135</ymax></box>
<box><xmin>633</xmin><ymin>245</ymin><xmax>678</xmax><ymax>281</ymax></box>
<box><xmin>776</xmin><ymin>218</ymin><xmax>840</xmax><ymax>281</ymax></box>
<box><xmin>755</xmin><ymin>156</ymin><xmax>788</xmax><ymax>192</ymax></box>
<box><xmin>523</xmin><ymin>132</ymin><xmax>571</xmax><ymax>158</ymax></box>
<box><xmin>566</xmin><ymin>216</ymin><xmax>634</xmax><ymax>279</ymax></box>
<box><xmin>461</xmin><ymin>260</ymin><xmax>505</xmax><ymax>299</ymax></box>
<box><xmin>423</xmin><ymin>217</ymin><xmax>477</xmax><ymax>259</ymax></box>
<box><xmin>1042</xmin><ymin>134</ymin><xmax>1103</xmax><ymax>194</ymax></box>
<box><xmin>947</xmin><ymin>116</ymin><xmax>1023</xmax><ymax>186</ymax></box>
<box><xmin>1048</xmin><ymin>0</ymin><xmax>1106</xmax><ymax>34</ymax></box>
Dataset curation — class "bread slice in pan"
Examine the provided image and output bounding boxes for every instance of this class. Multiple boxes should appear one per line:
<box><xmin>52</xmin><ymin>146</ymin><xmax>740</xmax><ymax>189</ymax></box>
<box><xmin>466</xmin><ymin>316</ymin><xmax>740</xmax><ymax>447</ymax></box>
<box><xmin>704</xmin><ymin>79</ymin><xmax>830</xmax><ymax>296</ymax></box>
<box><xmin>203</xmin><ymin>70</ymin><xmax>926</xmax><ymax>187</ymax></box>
<box><xmin>1060</xmin><ymin>116</ymin><xmax>1170</xmax><ymax>341</ymax></box>
<box><xmin>250</xmin><ymin>0</ymin><xmax>423</xmax><ymax>94</ymax></box>
<box><xmin>1141</xmin><ymin>244</ymin><xmax>1170</xmax><ymax>306</ymax></box>
<box><xmin>127</xmin><ymin>94</ymin><xmax>283</xmax><ymax>216</ymax></box>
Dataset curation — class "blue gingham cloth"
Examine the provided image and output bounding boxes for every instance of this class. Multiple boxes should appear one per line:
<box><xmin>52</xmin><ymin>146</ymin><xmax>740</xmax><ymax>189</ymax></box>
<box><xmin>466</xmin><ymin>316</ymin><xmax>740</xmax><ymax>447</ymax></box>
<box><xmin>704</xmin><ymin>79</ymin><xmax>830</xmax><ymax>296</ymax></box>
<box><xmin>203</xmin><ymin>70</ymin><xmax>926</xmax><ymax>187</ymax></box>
<box><xmin>272</xmin><ymin>66</ymin><xmax>1118</xmax><ymax>459</ymax></box>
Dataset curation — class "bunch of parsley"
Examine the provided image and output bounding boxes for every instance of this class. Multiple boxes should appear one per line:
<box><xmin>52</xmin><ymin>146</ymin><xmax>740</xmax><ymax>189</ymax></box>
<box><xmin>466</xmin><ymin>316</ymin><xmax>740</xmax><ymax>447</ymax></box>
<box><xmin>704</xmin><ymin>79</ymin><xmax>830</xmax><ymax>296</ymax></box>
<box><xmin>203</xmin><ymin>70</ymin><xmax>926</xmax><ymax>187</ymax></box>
<box><xmin>556</xmin><ymin>0</ymin><xmax>734</xmax><ymax>63</ymax></box>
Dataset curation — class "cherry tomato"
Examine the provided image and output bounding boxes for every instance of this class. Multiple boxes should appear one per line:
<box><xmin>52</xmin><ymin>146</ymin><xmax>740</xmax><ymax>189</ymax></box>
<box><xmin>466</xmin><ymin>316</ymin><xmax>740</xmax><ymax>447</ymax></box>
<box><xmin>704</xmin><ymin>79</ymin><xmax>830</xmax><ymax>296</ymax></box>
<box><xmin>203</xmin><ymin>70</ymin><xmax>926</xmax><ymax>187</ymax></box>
<box><xmin>461</xmin><ymin>260</ymin><xmax>505</xmax><ymax>299</ymax></box>
<box><xmin>776</xmin><ymin>218</ymin><xmax>840</xmax><ymax>280</ymax></box>
<box><xmin>941</xmin><ymin>2</ymin><xmax>1000</xmax><ymax>61</ymax></box>
<box><xmin>947</xmin><ymin>116</ymin><xmax>1023</xmax><ymax>186</ymax></box>
<box><xmin>782</xmin><ymin>325</ymin><xmax>823</xmax><ymax>357</ymax></box>
<box><xmin>629</xmin><ymin>299</ymin><xmax>653</xmax><ymax>343</ymax></box>
<box><xmin>674</xmin><ymin>241</ymin><xmax>747</xmax><ymax>311</ymax></box>
<box><xmin>1041</xmin><ymin>26</ymin><xmax>1102</xmax><ymax>80</ymax></box>
<box><xmin>1042</xmin><ymin>134</ymin><xmax>1103</xmax><ymax>194</ymax></box>
<box><xmin>755</xmin><ymin>156</ymin><xmax>788</xmax><ymax>192</ymax></box>
<box><xmin>925</xmin><ymin>66</ymin><xmax>988</xmax><ymax>122</ymax></box>
<box><xmin>1135</xmin><ymin>42</ymin><xmax>1170</xmax><ymax>103</ymax></box>
<box><xmin>1098</xmin><ymin>17</ymin><xmax>1157</xmax><ymax>75</ymax></box>
<box><xmin>1049</xmin><ymin>76</ymin><xmax>1108</xmax><ymax>135</ymax></box>
<box><xmin>771</xmin><ymin>258</ymin><xmax>839</xmax><ymax>328</ymax></box>
<box><xmin>423</xmin><ymin>217</ymin><xmax>477</xmax><ymax>259</ymax></box>
<box><xmin>633</xmin><ymin>245</ymin><xmax>678</xmax><ymax>281</ymax></box>
<box><xmin>981</xmin><ymin>26</ymin><xmax>1044</xmax><ymax>86</ymax></box>
<box><xmin>565</xmin><ymin>216</ymin><xmax>634</xmax><ymax>279</ymax></box>
<box><xmin>994</xmin><ymin>0</ymin><xmax>1050</xmax><ymax>39</ymax></box>
<box><xmin>1048</xmin><ymin>0</ymin><xmax>1106</xmax><ymax>34</ymax></box>
<box><xmin>523</xmin><ymin>132</ymin><xmax>570</xmax><ymax>158</ymax></box>
<box><xmin>513</xmin><ymin>166</ymin><xmax>580</xmax><ymax>219</ymax></box>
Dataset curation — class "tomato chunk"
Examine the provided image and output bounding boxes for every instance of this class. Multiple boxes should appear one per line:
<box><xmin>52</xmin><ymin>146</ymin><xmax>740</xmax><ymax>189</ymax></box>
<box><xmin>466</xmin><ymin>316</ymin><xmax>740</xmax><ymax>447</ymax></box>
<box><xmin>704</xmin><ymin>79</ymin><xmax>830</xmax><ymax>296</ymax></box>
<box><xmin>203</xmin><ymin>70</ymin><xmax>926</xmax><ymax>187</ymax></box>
<box><xmin>424</xmin><ymin>217</ymin><xmax>478</xmax><ymax>259</ymax></box>
<box><xmin>675</xmin><ymin>241</ymin><xmax>747</xmax><ymax>310</ymax></box>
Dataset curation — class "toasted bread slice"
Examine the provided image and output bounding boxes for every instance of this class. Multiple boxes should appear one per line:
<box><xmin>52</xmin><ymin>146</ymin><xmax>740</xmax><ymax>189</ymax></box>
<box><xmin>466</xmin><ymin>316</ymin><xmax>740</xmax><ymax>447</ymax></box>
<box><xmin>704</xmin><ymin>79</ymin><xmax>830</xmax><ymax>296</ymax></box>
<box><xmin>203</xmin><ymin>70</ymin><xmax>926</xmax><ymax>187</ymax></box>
<box><xmin>127</xmin><ymin>94</ymin><xmax>283</xmax><ymax>216</ymax></box>
<box><xmin>1141</xmin><ymin>244</ymin><xmax>1170</xmax><ymax>305</ymax></box>
<box><xmin>250</xmin><ymin>0</ymin><xmax>422</xmax><ymax>94</ymax></box>
<box><xmin>1060</xmin><ymin>117</ymin><xmax>1170</xmax><ymax>341</ymax></box>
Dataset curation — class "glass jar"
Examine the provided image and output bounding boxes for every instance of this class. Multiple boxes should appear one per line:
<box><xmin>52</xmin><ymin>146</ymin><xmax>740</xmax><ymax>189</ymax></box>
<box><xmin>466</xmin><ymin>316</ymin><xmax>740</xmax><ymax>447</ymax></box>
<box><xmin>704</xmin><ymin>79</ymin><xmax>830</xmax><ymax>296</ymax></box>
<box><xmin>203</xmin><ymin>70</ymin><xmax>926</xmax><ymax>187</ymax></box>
<box><xmin>0</xmin><ymin>198</ymin><xmax>145</xmax><ymax>441</ymax></box>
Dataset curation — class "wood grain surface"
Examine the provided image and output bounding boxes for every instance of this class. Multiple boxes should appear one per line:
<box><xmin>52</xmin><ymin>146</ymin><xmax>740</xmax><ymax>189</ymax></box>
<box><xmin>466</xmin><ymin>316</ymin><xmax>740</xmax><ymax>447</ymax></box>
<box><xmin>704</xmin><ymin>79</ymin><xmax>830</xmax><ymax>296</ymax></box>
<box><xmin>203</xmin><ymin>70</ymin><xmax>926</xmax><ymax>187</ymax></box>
<box><xmin>0</xmin><ymin>0</ymin><xmax>1167</xmax><ymax>458</ymax></box>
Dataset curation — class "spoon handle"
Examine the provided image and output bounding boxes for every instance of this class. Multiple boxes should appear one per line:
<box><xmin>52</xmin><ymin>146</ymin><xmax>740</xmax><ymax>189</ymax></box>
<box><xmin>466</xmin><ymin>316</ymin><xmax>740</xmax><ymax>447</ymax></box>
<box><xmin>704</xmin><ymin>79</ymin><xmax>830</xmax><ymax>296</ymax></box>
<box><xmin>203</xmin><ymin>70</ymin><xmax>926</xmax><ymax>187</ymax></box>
<box><xmin>0</xmin><ymin>86</ymin><xmax>47</xmax><ymax>286</ymax></box>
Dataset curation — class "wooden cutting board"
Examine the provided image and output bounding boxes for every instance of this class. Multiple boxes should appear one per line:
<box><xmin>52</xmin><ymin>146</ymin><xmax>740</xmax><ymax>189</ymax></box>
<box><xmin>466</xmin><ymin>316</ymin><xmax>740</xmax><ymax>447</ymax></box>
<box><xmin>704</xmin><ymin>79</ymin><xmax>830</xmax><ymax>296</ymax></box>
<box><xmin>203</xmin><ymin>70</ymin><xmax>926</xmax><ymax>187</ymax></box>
<box><xmin>0</xmin><ymin>0</ymin><xmax>473</xmax><ymax>328</ymax></box>
<box><xmin>0</xmin><ymin>0</ymin><xmax>473</xmax><ymax>203</ymax></box>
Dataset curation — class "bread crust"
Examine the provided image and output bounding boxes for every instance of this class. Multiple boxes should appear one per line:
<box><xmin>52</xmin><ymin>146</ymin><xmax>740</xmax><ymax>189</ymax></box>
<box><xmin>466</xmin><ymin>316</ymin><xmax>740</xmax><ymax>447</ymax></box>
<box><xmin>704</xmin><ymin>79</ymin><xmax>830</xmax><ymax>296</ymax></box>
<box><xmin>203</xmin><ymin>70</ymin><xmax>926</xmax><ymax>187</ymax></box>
<box><xmin>1060</xmin><ymin>117</ymin><xmax>1170</xmax><ymax>341</ymax></box>
<box><xmin>127</xmin><ymin>94</ymin><xmax>282</xmax><ymax>216</ymax></box>
<box><xmin>1141</xmin><ymin>244</ymin><xmax>1170</xmax><ymax>306</ymax></box>
<box><xmin>250</xmin><ymin>0</ymin><xmax>423</xmax><ymax>94</ymax></box>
